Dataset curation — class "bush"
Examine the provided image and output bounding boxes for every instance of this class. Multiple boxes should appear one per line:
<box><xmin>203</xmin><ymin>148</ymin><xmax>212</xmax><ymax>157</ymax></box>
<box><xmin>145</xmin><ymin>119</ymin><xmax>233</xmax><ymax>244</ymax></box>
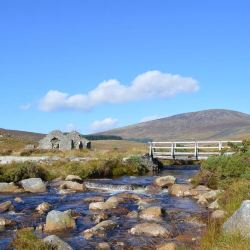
<box><xmin>11</xmin><ymin>228</ymin><xmax>52</xmax><ymax>250</ymax></box>
<box><xmin>0</xmin><ymin>162</ymin><xmax>51</xmax><ymax>182</ymax></box>
<box><xmin>0</xmin><ymin>149</ymin><xmax>13</xmax><ymax>156</ymax></box>
<box><xmin>193</xmin><ymin>150</ymin><xmax>250</xmax><ymax>188</ymax></box>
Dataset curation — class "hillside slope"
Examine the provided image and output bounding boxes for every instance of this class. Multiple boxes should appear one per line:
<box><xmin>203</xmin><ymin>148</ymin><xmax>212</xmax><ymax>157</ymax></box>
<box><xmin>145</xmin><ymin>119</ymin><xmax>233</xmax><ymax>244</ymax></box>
<box><xmin>99</xmin><ymin>109</ymin><xmax>250</xmax><ymax>140</ymax></box>
<box><xmin>0</xmin><ymin>128</ymin><xmax>44</xmax><ymax>142</ymax></box>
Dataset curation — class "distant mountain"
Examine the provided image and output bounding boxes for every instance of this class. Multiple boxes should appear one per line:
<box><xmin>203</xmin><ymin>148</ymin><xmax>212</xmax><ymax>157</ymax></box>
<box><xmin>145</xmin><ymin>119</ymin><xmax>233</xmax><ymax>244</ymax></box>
<box><xmin>0</xmin><ymin>128</ymin><xmax>44</xmax><ymax>142</ymax></box>
<box><xmin>98</xmin><ymin>109</ymin><xmax>250</xmax><ymax>141</ymax></box>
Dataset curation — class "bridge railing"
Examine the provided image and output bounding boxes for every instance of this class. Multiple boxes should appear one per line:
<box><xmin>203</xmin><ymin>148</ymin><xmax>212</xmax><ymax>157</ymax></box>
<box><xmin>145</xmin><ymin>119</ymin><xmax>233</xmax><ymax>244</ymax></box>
<box><xmin>149</xmin><ymin>140</ymin><xmax>242</xmax><ymax>160</ymax></box>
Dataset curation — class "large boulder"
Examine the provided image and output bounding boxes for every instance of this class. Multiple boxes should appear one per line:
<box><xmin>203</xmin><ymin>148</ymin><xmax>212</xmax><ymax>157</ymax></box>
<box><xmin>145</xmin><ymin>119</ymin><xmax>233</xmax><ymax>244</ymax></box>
<box><xmin>20</xmin><ymin>178</ymin><xmax>46</xmax><ymax>193</ymax></box>
<box><xmin>154</xmin><ymin>176</ymin><xmax>176</xmax><ymax>188</ymax></box>
<box><xmin>0</xmin><ymin>201</ymin><xmax>12</xmax><ymax>213</ymax></box>
<box><xmin>129</xmin><ymin>222</ymin><xmax>170</xmax><ymax>237</ymax></box>
<box><xmin>44</xmin><ymin>210</ymin><xmax>76</xmax><ymax>232</ymax></box>
<box><xmin>43</xmin><ymin>235</ymin><xmax>73</xmax><ymax>250</ymax></box>
<box><xmin>139</xmin><ymin>206</ymin><xmax>163</xmax><ymax>221</ymax></box>
<box><xmin>0</xmin><ymin>182</ymin><xmax>23</xmax><ymax>193</ymax></box>
<box><xmin>82</xmin><ymin>220</ymin><xmax>117</xmax><ymax>239</ymax></box>
<box><xmin>223</xmin><ymin>200</ymin><xmax>250</xmax><ymax>237</ymax></box>
<box><xmin>168</xmin><ymin>184</ymin><xmax>192</xmax><ymax>197</ymax></box>
<box><xmin>60</xmin><ymin>181</ymin><xmax>86</xmax><ymax>191</ymax></box>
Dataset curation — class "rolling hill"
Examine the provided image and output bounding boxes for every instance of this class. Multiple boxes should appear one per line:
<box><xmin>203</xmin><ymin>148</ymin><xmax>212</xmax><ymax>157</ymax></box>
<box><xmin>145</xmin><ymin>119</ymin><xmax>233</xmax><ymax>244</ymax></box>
<box><xmin>0</xmin><ymin>128</ymin><xmax>45</xmax><ymax>143</ymax></box>
<box><xmin>98</xmin><ymin>109</ymin><xmax>250</xmax><ymax>141</ymax></box>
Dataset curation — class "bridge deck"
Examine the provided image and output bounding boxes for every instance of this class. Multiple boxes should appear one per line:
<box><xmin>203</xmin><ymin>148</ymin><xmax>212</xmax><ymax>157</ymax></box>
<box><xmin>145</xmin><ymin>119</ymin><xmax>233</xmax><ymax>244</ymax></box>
<box><xmin>149</xmin><ymin>141</ymin><xmax>242</xmax><ymax>160</ymax></box>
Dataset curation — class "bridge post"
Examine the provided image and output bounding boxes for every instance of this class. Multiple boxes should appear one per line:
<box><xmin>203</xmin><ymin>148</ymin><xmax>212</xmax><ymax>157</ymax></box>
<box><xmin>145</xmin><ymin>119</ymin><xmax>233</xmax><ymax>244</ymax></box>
<box><xmin>219</xmin><ymin>141</ymin><xmax>222</xmax><ymax>155</ymax></box>
<box><xmin>171</xmin><ymin>142</ymin><xmax>175</xmax><ymax>159</ymax></box>
<box><xmin>149</xmin><ymin>142</ymin><xmax>153</xmax><ymax>159</ymax></box>
<box><xmin>195</xmin><ymin>141</ymin><xmax>198</xmax><ymax>160</ymax></box>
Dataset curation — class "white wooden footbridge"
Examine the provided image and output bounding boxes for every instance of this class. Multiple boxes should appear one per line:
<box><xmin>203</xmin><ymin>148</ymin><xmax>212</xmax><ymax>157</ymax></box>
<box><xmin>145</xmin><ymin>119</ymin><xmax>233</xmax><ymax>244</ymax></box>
<box><xmin>149</xmin><ymin>141</ymin><xmax>242</xmax><ymax>160</ymax></box>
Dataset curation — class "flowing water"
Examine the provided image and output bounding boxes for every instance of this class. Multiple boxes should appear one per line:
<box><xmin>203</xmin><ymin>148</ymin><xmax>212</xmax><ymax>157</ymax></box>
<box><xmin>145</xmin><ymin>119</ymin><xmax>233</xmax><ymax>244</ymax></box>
<box><xmin>0</xmin><ymin>166</ymin><xmax>207</xmax><ymax>249</ymax></box>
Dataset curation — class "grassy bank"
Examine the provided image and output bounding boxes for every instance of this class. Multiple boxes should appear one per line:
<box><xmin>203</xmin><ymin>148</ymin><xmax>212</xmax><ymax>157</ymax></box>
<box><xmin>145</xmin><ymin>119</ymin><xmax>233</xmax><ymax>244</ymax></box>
<box><xmin>0</xmin><ymin>155</ymin><xmax>151</xmax><ymax>182</ymax></box>
<box><xmin>192</xmin><ymin>140</ymin><xmax>250</xmax><ymax>249</ymax></box>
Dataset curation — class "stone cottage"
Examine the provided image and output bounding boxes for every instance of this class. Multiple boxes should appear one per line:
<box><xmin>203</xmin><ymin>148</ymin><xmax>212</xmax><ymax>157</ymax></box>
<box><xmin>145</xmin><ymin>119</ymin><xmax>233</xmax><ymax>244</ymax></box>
<box><xmin>39</xmin><ymin>130</ymin><xmax>91</xmax><ymax>150</ymax></box>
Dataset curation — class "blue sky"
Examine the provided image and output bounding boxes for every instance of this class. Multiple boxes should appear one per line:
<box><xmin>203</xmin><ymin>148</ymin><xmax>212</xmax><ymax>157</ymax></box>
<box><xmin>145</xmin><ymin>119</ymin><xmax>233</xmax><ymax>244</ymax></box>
<box><xmin>0</xmin><ymin>0</ymin><xmax>249</xmax><ymax>134</ymax></box>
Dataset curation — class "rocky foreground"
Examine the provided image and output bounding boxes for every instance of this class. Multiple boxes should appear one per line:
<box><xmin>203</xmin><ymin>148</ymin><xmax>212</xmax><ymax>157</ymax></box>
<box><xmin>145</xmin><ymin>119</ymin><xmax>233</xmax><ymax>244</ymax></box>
<box><xmin>0</xmin><ymin>172</ymin><xmax>229</xmax><ymax>249</ymax></box>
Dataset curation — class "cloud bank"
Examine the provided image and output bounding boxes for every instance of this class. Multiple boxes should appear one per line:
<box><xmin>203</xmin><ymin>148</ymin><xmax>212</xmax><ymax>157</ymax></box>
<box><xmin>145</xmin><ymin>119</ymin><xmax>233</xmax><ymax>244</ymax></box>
<box><xmin>39</xmin><ymin>70</ymin><xmax>199</xmax><ymax>112</ymax></box>
<box><xmin>90</xmin><ymin>117</ymin><xmax>118</xmax><ymax>132</ymax></box>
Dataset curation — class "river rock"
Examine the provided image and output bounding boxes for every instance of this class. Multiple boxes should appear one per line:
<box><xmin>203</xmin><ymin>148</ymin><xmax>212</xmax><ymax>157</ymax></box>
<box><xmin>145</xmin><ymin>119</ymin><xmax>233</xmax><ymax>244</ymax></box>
<box><xmin>97</xmin><ymin>242</ymin><xmax>111</xmax><ymax>250</ymax></box>
<box><xmin>116</xmin><ymin>192</ymin><xmax>142</xmax><ymax>201</ymax></box>
<box><xmin>154</xmin><ymin>176</ymin><xmax>176</xmax><ymax>188</ymax></box>
<box><xmin>14</xmin><ymin>197</ymin><xmax>24</xmax><ymax>203</ymax></box>
<box><xmin>129</xmin><ymin>222</ymin><xmax>170</xmax><ymax>237</ymax></box>
<box><xmin>106</xmin><ymin>196</ymin><xmax>124</xmax><ymax>204</ymax></box>
<box><xmin>0</xmin><ymin>182</ymin><xmax>22</xmax><ymax>193</ymax></box>
<box><xmin>145</xmin><ymin>184</ymin><xmax>163</xmax><ymax>194</ymax></box>
<box><xmin>43</xmin><ymin>235</ymin><xmax>73</xmax><ymax>250</ymax></box>
<box><xmin>82</xmin><ymin>220</ymin><xmax>117</xmax><ymax>239</ymax></box>
<box><xmin>20</xmin><ymin>178</ymin><xmax>46</xmax><ymax>193</ymax></box>
<box><xmin>197</xmin><ymin>190</ymin><xmax>221</xmax><ymax>201</ymax></box>
<box><xmin>60</xmin><ymin>181</ymin><xmax>86</xmax><ymax>191</ymax></box>
<box><xmin>0</xmin><ymin>217</ymin><xmax>13</xmax><ymax>226</ymax></box>
<box><xmin>127</xmin><ymin>210</ymin><xmax>139</xmax><ymax>219</ymax></box>
<box><xmin>84</xmin><ymin>196</ymin><xmax>105</xmax><ymax>203</ymax></box>
<box><xmin>197</xmin><ymin>196</ymin><xmax>208</xmax><ymax>205</ymax></box>
<box><xmin>36</xmin><ymin>202</ymin><xmax>52</xmax><ymax>214</ymax></box>
<box><xmin>168</xmin><ymin>184</ymin><xmax>192</xmax><ymax>197</ymax></box>
<box><xmin>156</xmin><ymin>242</ymin><xmax>177</xmax><ymax>250</ymax></box>
<box><xmin>223</xmin><ymin>200</ymin><xmax>250</xmax><ymax>237</ymax></box>
<box><xmin>65</xmin><ymin>175</ymin><xmax>82</xmax><ymax>182</ymax></box>
<box><xmin>211</xmin><ymin>210</ymin><xmax>225</xmax><ymax>220</ymax></box>
<box><xmin>183</xmin><ymin>185</ymin><xmax>210</xmax><ymax>196</ymax></box>
<box><xmin>89</xmin><ymin>201</ymin><xmax>118</xmax><ymax>210</ymax></box>
<box><xmin>0</xmin><ymin>201</ymin><xmax>12</xmax><ymax>213</ymax></box>
<box><xmin>44</xmin><ymin>210</ymin><xmax>76</xmax><ymax>232</ymax></box>
<box><xmin>139</xmin><ymin>206</ymin><xmax>163</xmax><ymax>221</ymax></box>
<box><xmin>92</xmin><ymin>213</ymin><xmax>109</xmax><ymax>224</ymax></box>
<box><xmin>208</xmin><ymin>199</ymin><xmax>220</xmax><ymax>210</ymax></box>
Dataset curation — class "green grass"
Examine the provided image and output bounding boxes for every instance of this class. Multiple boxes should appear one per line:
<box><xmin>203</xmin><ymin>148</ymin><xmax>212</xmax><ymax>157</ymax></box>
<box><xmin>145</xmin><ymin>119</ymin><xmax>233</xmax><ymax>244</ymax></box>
<box><xmin>197</xmin><ymin>145</ymin><xmax>250</xmax><ymax>249</ymax></box>
<box><xmin>11</xmin><ymin>228</ymin><xmax>52</xmax><ymax>250</ymax></box>
<box><xmin>0</xmin><ymin>155</ymin><xmax>150</xmax><ymax>182</ymax></box>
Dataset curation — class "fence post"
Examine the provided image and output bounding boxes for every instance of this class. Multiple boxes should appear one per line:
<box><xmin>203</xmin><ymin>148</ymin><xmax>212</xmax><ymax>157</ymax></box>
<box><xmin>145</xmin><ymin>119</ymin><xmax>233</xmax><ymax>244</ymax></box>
<box><xmin>219</xmin><ymin>141</ymin><xmax>222</xmax><ymax>155</ymax></box>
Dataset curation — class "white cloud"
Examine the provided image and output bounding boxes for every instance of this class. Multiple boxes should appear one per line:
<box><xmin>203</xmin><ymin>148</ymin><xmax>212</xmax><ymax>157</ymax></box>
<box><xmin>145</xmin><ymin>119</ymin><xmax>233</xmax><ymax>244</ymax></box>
<box><xmin>90</xmin><ymin>117</ymin><xmax>118</xmax><ymax>133</ymax></box>
<box><xmin>140</xmin><ymin>115</ymin><xmax>163</xmax><ymax>123</ymax></box>
<box><xmin>39</xmin><ymin>70</ymin><xmax>199</xmax><ymax>112</ymax></box>
<box><xmin>19</xmin><ymin>103</ymin><xmax>31</xmax><ymax>111</ymax></box>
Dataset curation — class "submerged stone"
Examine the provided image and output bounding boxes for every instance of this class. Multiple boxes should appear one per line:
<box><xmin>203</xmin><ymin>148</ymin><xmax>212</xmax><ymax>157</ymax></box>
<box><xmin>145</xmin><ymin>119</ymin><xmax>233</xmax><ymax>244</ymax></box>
<box><xmin>129</xmin><ymin>222</ymin><xmax>170</xmax><ymax>237</ymax></box>
<box><xmin>43</xmin><ymin>235</ymin><xmax>73</xmax><ymax>250</ymax></box>
<box><xmin>82</xmin><ymin>220</ymin><xmax>117</xmax><ymax>239</ymax></box>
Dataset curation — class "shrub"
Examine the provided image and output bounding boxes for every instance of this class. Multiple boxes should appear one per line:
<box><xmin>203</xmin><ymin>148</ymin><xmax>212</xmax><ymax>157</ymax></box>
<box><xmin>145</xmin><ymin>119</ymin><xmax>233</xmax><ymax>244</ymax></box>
<box><xmin>11</xmin><ymin>228</ymin><xmax>52</xmax><ymax>250</ymax></box>
<box><xmin>0</xmin><ymin>162</ymin><xmax>51</xmax><ymax>182</ymax></box>
<box><xmin>193</xmin><ymin>151</ymin><xmax>250</xmax><ymax>188</ymax></box>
